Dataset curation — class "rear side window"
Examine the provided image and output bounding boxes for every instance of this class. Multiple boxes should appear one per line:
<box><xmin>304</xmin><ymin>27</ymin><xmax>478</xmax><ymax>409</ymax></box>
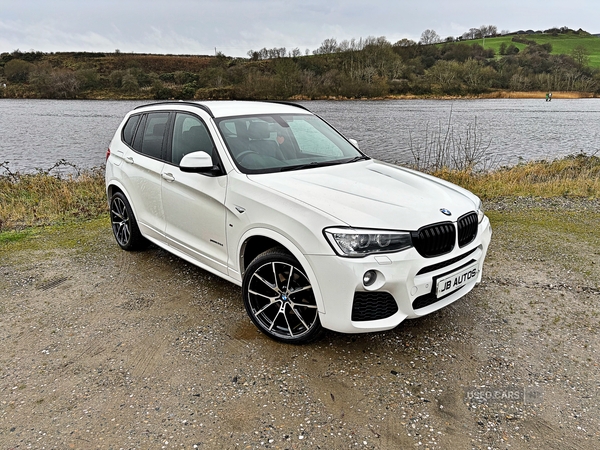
<box><xmin>131</xmin><ymin>112</ymin><xmax>170</xmax><ymax>160</ymax></box>
<box><xmin>122</xmin><ymin>114</ymin><xmax>141</xmax><ymax>146</ymax></box>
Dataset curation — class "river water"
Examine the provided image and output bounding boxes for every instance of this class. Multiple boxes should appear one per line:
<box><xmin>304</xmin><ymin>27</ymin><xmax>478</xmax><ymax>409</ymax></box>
<box><xmin>1</xmin><ymin>98</ymin><xmax>599</xmax><ymax>173</ymax></box>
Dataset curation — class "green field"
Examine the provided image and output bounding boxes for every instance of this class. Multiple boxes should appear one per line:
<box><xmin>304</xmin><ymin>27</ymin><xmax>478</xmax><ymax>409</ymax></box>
<box><xmin>468</xmin><ymin>33</ymin><xmax>600</xmax><ymax>68</ymax></box>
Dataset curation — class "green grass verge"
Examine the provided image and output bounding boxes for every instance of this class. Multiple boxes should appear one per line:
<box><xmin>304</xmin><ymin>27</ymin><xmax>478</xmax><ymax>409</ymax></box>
<box><xmin>0</xmin><ymin>216</ymin><xmax>110</xmax><ymax>257</ymax></box>
<box><xmin>0</xmin><ymin>229</ymin><xmax>36</xmax><ymax>244</ymax></box>
<box><xmin>468</xmin><ymin>33</ymin><xmax>600</xmax><ymax>68</ymax></box>
<box><xmin>487</xmin><ymin>208</ymin><xmax>600</xmax><ymax>283</ymax></box>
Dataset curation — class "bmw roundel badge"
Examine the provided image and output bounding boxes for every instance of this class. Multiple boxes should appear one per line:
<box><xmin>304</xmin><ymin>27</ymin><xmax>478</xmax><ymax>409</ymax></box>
<box><xmin>440</xmin><ymin>208</ymin><xmax>452</xmax><ymax>216</ymax></box>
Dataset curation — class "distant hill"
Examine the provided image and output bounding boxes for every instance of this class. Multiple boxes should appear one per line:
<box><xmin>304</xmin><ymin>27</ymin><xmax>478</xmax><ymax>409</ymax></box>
<box><xmin>2</xmin><ymin>29</ymin><xmax>599</xmax><ymax>100</ymax></box>
<box><xmin>465</xmin><ymin>31</ymin><xmax>600</xmax><ymax>68</ymax></box>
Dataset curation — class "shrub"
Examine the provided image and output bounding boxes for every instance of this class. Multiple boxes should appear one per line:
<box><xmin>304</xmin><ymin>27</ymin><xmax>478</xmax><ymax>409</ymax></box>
<box><xmin>4</xmin><ymin>59</ymin><xmax>33</xmax><ymax>83</ymax></box>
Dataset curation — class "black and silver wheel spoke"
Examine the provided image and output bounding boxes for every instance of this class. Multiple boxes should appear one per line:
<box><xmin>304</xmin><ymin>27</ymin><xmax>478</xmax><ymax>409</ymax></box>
<box><xmin>253</xmin><ymin>271</ymin><xmax>280</xmax><ymax>294</ymax></box>
<box><xmin>116</xmin><ymin>223</ymin><xmax>129</xmax><ymax>244</ymax></box>
<box><xmin>248</xmin><ymin>288</ymin><xmax>279</xmax><ymax>304</ymax></box>
<box><xmin>289</xmin><ymin>306</ymin><xmax>310</xmax><ymax>331</ymax></box>
<box><xmin>253</xmin><ymin>297</ymin><xmax>280</xmax><ymax>316</ymax></box>
<box><xmin>289</xmin><ymin>285</ymin><xmax>313</xmax><ymax>295</ymax></box>
<box><xmin>268</xmin><ymin>303</ymin><xmax>287</xmax><ymax>332</ymax></box>
<box><xmin>282</xmin><ymin>307</ymin><xmax>294</xmax><ymax>337</ymax></box>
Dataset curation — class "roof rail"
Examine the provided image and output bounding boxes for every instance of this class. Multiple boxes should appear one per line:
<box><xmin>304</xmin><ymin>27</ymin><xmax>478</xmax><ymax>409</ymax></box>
<box><xmin>265</xmin><ymin>100</ymin><xmax>312</xmax><ymax>113</ymax></box>
<box><xmin>134</xmin><ymin>101</ymin><xmax>214</xmax><ymax>118</ymax></box>
<box><xmin>133</xmin><ymin>100</ymin><xmax>313</xmax><ymax>118</ymax></box>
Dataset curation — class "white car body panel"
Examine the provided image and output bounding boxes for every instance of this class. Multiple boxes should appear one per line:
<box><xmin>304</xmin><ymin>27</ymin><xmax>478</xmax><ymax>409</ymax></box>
<box><xmin>162</xmin><ymin>167</ymin><xmax>229</xmax><ymax>274</ymax></box>
<box><xmin>250</xmin><ymin>160</ymin><xmax>477</xmax><ymax>230</ymax></box>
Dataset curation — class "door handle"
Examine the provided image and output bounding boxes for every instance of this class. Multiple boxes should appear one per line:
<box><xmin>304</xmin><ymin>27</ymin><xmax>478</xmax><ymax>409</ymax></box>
<box><xmin>161</xmin><ymin>172</ymin><xmax>175</xmax><ymax>182</ymax></box>
<box><xmin>124</xmin><ymin>156</ymin><xmax>134</xmax><ymax>164</ymax></box>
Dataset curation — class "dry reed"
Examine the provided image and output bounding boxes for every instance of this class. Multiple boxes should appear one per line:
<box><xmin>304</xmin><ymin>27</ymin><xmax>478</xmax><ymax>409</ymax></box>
<box><xmin>0</xmin><ymin>162</ymin><xmax>107</xmax><ymax>232</ymax></box>
<box><xmin>1</xmin><ymin>155</ymin><xmax>599</xmax><ymax>233</ymax></box>
<box><xmin>435</xmin><ymin>154</ymin><xmax>600</xmax><ymax>199</ymax></box>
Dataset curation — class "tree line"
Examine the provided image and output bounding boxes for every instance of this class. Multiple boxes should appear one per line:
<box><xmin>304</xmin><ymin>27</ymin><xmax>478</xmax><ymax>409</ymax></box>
<box><xmin>1</xmin><ymin>27</ymin><xmax>598</xmax><ymax>100</ymax></box>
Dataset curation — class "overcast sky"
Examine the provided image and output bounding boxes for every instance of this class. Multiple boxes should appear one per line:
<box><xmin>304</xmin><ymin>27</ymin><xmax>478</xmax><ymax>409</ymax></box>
<box><xmin>1</xmin><ymin>0</ymin><xmax>597</xmax><ymax>57</ymax></box>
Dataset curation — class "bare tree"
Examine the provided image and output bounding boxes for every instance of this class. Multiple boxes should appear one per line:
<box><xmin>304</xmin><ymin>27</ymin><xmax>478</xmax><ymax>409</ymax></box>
<box><xmin>420</xmin><ymin>29</ymin><xmax>441</xmax><ymax>45</ymax></box>
<box><xmin>462</xmin><ymin>28</ymin><xmax>480</xmax><ymax>40</ymax></box>
<box><xmin>479</xmin><ymin>25</ymin><xmax>498</xmax><ymax>37</ymax></box>
<box><xmin>314</xmin><ymin>38</ymin><xmax>338</xmax><ymax>55</ymax></box>
<box><xmin>338</xmin><ymin>40</ymin><xmax>350</xmax><ymax>52</ymax></box>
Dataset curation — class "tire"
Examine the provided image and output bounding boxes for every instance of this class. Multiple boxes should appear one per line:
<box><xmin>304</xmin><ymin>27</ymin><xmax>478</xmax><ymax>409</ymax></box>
<box><xmin>109</xmin><ymin>191</ymin><xmax>146</xmax><ymax>251</ymax></box>
<box><xmin>243</xmin><ymin>248</ymin><xmax>324</xmax><ymax>344</ymax></box>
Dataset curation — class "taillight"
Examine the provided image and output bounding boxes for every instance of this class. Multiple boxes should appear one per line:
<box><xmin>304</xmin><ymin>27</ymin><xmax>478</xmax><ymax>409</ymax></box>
<box><xmin>106</xmin><ymin>148</ymin><xmax>111</xmax><ymax>161</ymax></box>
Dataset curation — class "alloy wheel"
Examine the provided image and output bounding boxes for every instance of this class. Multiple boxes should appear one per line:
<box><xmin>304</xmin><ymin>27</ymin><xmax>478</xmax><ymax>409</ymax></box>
<box><xmin>244</xmin><ymin>253</ymin><xmax>321</xmax><ymax>343</ymax></box>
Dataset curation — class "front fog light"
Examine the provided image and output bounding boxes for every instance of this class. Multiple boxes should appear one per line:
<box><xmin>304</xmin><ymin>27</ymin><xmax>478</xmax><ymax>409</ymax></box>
<box><xmin>363</xmin><ymin>270</ymin><xmax>377</xmax><ymax>287</ymax></box>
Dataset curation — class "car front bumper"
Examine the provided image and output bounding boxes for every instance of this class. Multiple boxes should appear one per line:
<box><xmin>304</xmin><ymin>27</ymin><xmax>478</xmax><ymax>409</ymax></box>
<box><xmin>308</xmin><ymin>217</ymin><xmax>492</xmax><ymax>334</ymax></box>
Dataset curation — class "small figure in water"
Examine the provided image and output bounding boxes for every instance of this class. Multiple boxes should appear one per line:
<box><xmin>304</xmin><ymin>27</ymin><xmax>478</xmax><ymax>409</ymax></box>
<box><xmin>546</xmin><ymin>92</ymin><xmax>549</xmax><ymax>101</ymax></box>
<box><xmin>549</xmin><ymin>92</ymin><xmax>552</xmax><ymax>101</ymax></box>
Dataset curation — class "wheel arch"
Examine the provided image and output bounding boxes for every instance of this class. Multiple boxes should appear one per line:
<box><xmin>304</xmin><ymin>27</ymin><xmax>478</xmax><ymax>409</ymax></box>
<box><xmin>238</xmin><ymin>228</ymin><xmax>326</xmax><ymax>314</ymax></box>
<box><xmin>106</xmin><ymin>183</ymin><xmax>121</xmax><ymax>203</ymax></box>
<box><xmin>106</xmin><ymin>181</ymin><xmax>138</xmax><ymax>218</ymax></box>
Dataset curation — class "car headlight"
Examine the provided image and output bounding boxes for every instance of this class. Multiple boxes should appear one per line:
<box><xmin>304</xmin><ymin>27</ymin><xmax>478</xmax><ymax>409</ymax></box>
<box><xmin>476</xmin><ymin>201</ymin><xmax>485</xmax><ymax>224</ymax></box>
<box><xmin>324</xmin><ymin>227</ymin><xmax>412</xmax><ymax>257</ymax></box>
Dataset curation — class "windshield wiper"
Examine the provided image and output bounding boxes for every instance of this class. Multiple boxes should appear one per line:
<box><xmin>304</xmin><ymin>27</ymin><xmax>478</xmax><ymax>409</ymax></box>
<box><xmin>279</xmin><ymin>155</ymin><xmax>370</xmax><ymax>172</ymax></box>
<box><xmin>279</xmin><ymin>160</ymin><xmax>344</xmax><ymax>172</ymax></box>
<box><xmin>344</xmin><ymin>155</ymin><xmax>370</xmax><ymax>163</ymax></box>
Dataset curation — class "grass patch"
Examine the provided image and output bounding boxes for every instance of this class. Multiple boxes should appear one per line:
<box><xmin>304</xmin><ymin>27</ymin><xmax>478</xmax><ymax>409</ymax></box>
<box><xmin>0</xmin><ymin>217</ymin><xmax>111</xmax><ymax>259</ymax></box>
<box><xmin>1</xmin><ymin>155</ymin><xmax>598</xmax><ymax>241</ymax></box>
<box><xmin>434</xmin><ymin>154</ymin><xmax>600</xmax><ymax>199</ymax></box>
<box><xmin>0</xmin><ymin>229</ymin><xmax>36</xmax><ymax>244</ymax></box>
<box><xmin>0</xmin><ymin>164</ymin><xmax>107</xmax><ymax>232</ymax></box>
<box><xmin>529</xmin><ymin>35</ymin><xmax>600</xmax><ymax>67</ymax></box>
<box><xmin>468</xmin><ymin>33</ymin><xmax>600</xmax><ymax>68</ymax></box>
<box><xmin>486</xmin><ymin>207</ymin><xmax>600</xmax><ymax>283</ymax></box>
<box><xmin>488</xmin><ymin>208</ymin><xmax>600</xmax><ymax>247</ymax></box>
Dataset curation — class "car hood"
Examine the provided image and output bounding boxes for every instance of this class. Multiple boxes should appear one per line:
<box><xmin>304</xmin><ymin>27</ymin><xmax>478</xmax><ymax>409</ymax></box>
<box><xmin>249</xmin><ymin>160</ymin><xmax>480</xmax><ymax>230</ymax></box>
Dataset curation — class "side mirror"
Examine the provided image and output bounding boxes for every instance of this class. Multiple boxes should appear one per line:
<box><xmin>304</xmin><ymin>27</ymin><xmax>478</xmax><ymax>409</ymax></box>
<box><xmin>180</xmin><ymin>151</ymin><xmax>221</xmax><ymax>175</ymax></box>
<box><xmin>348</xmin><ymin>138</ymin><xmax>360</xmax><ymax>149</ymax></box>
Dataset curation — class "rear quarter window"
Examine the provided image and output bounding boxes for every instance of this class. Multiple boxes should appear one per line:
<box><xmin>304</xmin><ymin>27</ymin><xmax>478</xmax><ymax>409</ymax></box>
<box><xmin>122</xmin><ymin>114</ymin><xmax>141</xmax><ymax>146</ymax></box>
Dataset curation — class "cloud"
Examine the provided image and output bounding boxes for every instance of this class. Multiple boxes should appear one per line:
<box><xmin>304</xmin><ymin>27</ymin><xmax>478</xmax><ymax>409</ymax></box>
<box><xmin>0</xmin><ymin>0</ymin><xmax>597</xmax><ymax>57</ymax></box>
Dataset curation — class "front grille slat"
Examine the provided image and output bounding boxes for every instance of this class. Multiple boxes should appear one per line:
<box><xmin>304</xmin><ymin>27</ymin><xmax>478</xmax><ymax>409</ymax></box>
<box><xmin>412</xmin><ymin>222</ymin><xmax>455</xmax><ymax>258</ymax></box>
<box><xmin>457</xmin><ymin>212</ymin><xmax>478</xmax><ymax>247</ymax></box>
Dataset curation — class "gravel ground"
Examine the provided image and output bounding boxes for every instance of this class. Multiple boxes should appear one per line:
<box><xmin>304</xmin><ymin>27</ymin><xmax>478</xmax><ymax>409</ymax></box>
<box><xmin>0</xmin><ymin>199</ymin><xmax>599</xmax><ymax>449</ymax></box>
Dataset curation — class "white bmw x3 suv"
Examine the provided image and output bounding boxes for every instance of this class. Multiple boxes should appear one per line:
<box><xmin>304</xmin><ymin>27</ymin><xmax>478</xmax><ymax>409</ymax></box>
<box><xmin>105</xmin><ymin>101</ymin><xmax>492</xmax><ymax>343</ymax></box>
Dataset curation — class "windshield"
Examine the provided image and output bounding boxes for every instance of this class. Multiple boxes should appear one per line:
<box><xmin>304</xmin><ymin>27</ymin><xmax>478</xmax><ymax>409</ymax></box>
<box><xmin>216</xmin><ymin>113</ymin><xmax>367</xmax><ymax>173</ymax></box>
